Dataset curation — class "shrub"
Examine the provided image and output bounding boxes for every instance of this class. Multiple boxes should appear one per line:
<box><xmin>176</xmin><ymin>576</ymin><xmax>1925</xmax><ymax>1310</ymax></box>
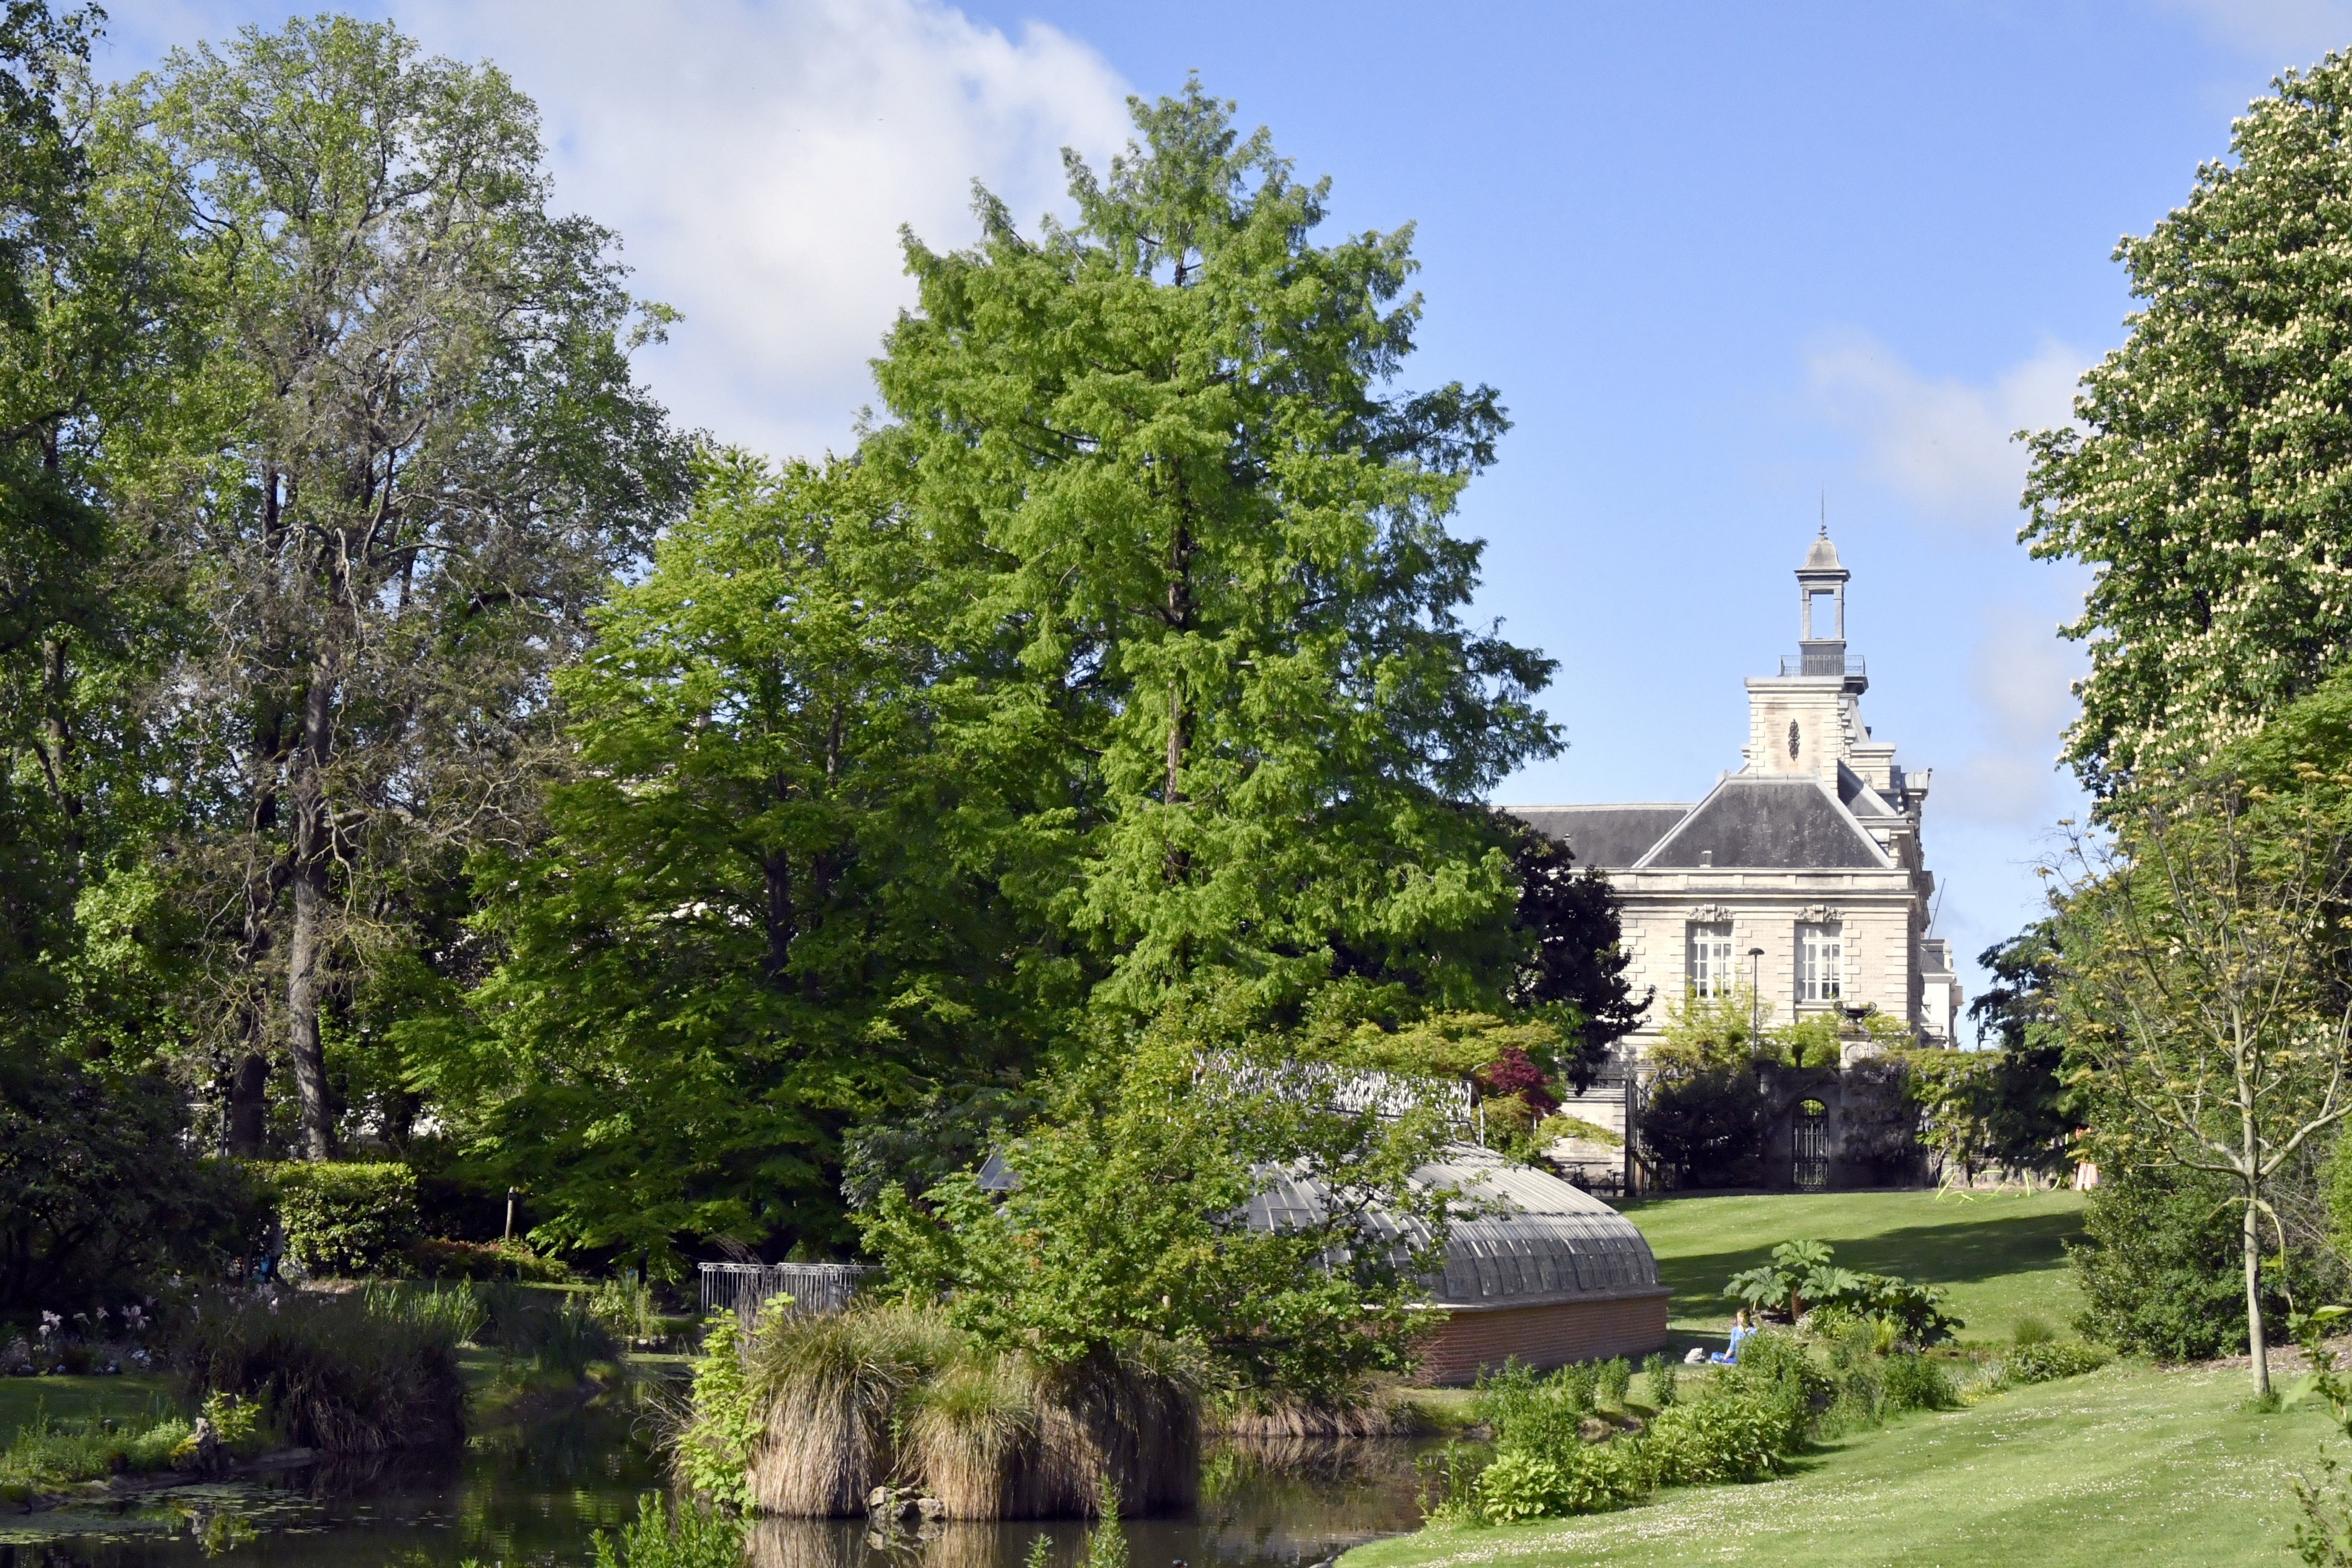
<box><xmin>406</xmin><ymin>1236</ymin><xmax>567</xmax><ymax>1283</ymax></box>
<box><xmin>0</xmin><ymin>1053</ymin><xmax>261</xmax><ymax>1310</ymax></box>
<box><xmin>2004</xmin><ymin>1340</ymin><xmax>2113</xmax><ymax>1385</ymax></box>
<box><xmin>1471</xmin><ymin>1359</ymin><xmax>1589</xmax><ymax>1453</ymax></box>
<box><xmin>593</xmin><ymin>1492</ymin><xmax>745</xmax><ymax>1568</ymax></box>
<box><xmin>174</xmin><ymin>1284</ymin><xmax>476</xmax><ymax>1450</ymax></box>
<box><xmin>1641</xmin><ymin>1069</ymin><xmax>1767</xmax><ymax>1187</ymax></box>
<box><xmin>261</xmin><ymin>1163</ymin><xmax>422</xmax><ymax>1277</ymax></box>
<box><xmin>2073</xmin><ymin>1163</ymin><xmax>2315</xmax><ymax>1359</ymax></box>
<box><xmin>1641</xmin><ymin>1352</ymin><xmax>1677</xmax><ymax>1408</ymax></box>
<box><xmin>1879</xmin><ymin>1353</ymin><xmax>1955</xmax><ymax>1411</ymax></box>
<box><xmin>674</xmin><ymin>1313</ymin><xmax>759</xmax><ymax>1508</ymax></box>
<box><xmin>1595</xmin><ymin>1358</ymin><xmax>1632</xmax><ymax>1409</ymax></box>
<box><xmin>1642</xmin><ymin>1393</ymin><xmax>1786</xmax><ymax>1486</ymax></box>
<box><xmin>2012</xmin><ymin>1314</ymin><xmax>2055</xmax><ymax>1347</ymax></box>
<box><xmin>1472</xmin><ymin>1440</ymin><xmax>1646</xmax><ymax>1524</ymax></box>
<box><xmin>1713</xmin><ymin>1331</ymin><xmax>1826</xmax><ymax>1451</ymax></box>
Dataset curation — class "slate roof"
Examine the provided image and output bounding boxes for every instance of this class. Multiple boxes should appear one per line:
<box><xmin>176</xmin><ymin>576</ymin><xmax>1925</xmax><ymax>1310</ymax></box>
<box><xmin>1639</xmin><ymin>775</ymin><xmax>1887</xmax><ymax>870</ymax></box>
<box><xmin>1504</xmin><ymin>804</ymin><xmax>1692</xmax><ymax>869</ymax></box>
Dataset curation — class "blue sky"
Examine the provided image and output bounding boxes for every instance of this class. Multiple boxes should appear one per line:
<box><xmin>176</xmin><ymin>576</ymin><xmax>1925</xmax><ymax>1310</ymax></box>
<box><xmin>96</xmin><ymin>0</ymin><xmax>2352</xmax><ymax>1018</ymax></box>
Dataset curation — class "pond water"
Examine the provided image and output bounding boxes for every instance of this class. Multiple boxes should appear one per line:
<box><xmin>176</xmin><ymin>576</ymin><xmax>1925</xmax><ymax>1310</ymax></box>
<box><xmin>0</xmin><ymin>1383</ymin><xmax>1446</xmax><ymax>1568</ymax></box>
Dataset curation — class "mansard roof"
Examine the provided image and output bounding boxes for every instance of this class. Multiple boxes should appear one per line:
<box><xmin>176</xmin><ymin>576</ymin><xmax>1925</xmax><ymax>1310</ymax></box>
<box><xmin>1505</xmin><ymin>804</ymin><xmax>1693</xmax><ymax>870</ymax></box>
<box><xmin>1636</xmin><ymin>774</ymin><xmax>1891</xmax><ymax>871</ymax></box>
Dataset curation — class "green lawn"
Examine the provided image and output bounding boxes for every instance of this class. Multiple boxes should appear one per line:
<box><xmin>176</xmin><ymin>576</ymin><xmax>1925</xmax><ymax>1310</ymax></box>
<box><xmin>1618</xmin><ymin>1187</ymin><xmax>2086</xmax><ymax>1346</ymax></box>
<box><xmin>1345</xmin><ymin>1361</ymin><xmax>2333</xmax><ymax>1568</ymax></box>
<box><xmin>0</xmin><ymin>1373</ymin><xmax>181</xmax><ymax>1435</ymax></box>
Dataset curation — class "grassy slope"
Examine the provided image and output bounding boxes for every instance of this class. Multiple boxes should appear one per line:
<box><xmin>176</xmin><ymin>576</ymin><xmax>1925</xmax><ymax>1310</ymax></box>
<box><xmin>1618</xmin><ymin>1188</ymin><xmax>2086</xmax><ymax>1344</ymax></box>
<box><xmin>1345</xmin><ymin>1361</ymin><xmax>2331</xmax><ymax>1568</ymax></box>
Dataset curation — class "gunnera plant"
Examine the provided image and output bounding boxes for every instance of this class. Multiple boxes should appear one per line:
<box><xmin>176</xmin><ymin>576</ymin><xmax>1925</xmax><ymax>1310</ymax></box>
<box><xmin>175</xmin><ymin>1284</ymin><xmax>479</xmax><ymax>1451</ymax></box>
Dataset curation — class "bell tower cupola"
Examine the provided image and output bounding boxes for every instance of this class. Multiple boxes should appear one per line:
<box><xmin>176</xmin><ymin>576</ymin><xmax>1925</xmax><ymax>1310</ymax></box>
<box><xmin>1795</xmin><ymin>525</ymin><xmax>1857</xmax><ymax>685</ymax></box>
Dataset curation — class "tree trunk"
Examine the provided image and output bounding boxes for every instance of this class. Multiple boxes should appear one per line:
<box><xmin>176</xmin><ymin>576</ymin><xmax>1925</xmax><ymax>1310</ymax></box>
<box><xmin>226</xmin><ymin>1050</ymin><xmax>271</xmax><ymax>1156</ymax></box>
<box><xmin>762</xmin><ymin>847</ymin><xmax>795</xmax><ymax>985</ymax></box>
<box><xmin>2245</xmin><ymin>1184</ymin><xmax>2270</xmax><ymax>1396</ymax></box>
<box><xmin>284</xmin><ymin>664</ymin><xmax>336</xmax><ymax>1161</ymax></box>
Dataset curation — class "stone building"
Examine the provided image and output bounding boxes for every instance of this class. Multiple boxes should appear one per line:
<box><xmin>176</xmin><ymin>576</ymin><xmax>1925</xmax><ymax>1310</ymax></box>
<box><xmin>1505</xmin><ymin>533</ymin><xmax>1963</xmax><ymax>1186</ymax></box>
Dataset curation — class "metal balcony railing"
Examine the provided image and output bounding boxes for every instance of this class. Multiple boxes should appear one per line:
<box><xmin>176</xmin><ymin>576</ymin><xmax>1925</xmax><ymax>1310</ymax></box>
<box><xmin>1778</xmin><ymin>651</ymin><xmax>1866</xmax><ymax>679</ymax></box>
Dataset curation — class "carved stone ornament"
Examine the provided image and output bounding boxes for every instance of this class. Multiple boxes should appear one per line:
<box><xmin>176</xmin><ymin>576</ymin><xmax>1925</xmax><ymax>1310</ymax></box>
<box><xmin>1796</xmin><ymin>904</ymin><xmax>1843</xmax><ymax>924</ymax></box>
<box><xmin>1689</xmin><ymin>904</ymin><xmax>1733</xmax><ymax>925</ymax></box>
<box><xmin>1788</xmin><ymin>720</ymin><xmax>1801</xmax><ymax>759</ymax></box>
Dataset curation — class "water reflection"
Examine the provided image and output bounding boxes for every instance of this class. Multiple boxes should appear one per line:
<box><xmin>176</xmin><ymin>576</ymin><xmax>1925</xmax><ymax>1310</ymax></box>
<box><xmin>1</xmin><ymin>1384</ymin><xmax>1437</xmax><ymax>1568</ymax></box>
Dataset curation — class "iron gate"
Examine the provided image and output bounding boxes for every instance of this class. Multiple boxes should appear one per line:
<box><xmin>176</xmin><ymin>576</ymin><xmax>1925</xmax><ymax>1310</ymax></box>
<box><xmin>1793</xmin><ymin>1107</ymin><xmax>1830</xmax><ymax>1191</ymax></box>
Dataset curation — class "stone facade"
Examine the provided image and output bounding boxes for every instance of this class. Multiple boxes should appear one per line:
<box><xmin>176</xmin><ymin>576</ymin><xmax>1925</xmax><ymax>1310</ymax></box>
<box><xmin>1503</xmin><ymin>534</ymin><xmax>1961</xmax><ymax>1187</ymax></box>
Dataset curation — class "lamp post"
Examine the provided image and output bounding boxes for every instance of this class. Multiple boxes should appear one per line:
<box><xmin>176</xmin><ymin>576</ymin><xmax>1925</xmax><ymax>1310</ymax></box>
<box><xmin>1747</xmin><ymin>947</ymin><xmax>1765</xmax><ymax>1049</ymax></box>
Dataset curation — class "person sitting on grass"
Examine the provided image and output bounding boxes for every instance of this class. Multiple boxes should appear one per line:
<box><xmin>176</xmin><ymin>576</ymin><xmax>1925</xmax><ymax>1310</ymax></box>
<box><xmin>1709</xmin><ymin>1308</ymin><xmax>1754</xmax><ymax>1365</ymax></box>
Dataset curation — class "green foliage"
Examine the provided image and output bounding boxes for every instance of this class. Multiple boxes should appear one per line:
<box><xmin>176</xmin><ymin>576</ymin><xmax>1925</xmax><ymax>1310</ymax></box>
<box><xmin>2072</xmin><ymin>1164</ymin><xmax>2285</xmax><ymax>1360</ymax></box>
<box><xmin>1754</xmin><ymin>1250</ymin><xmax>1966</xmax><ymax>1347</ymax></box>
<box><xmin>1595</xmin><ymin>1357</ymin><xmax>1631</xmax><ymax>1409</ymax></box>
<box><xmin>673</xmin><ymin>1313</ymin><xmax>760</xmax><ymax>1508</ymax></box>
<box><xmin>1506</xmin><ymin>830</ymin><xmax>1648</xmax><ymax>1089</ymax></box>
<box><xmin>423</xmin><ymin>451</ymin><xmax>1029</xmax><ymax>1265</ymax></box>
<box><xmin>1902</xmin><ymin>1037</ymin><xmax>2072</xmax><ymax>1184</ymax></box>
<box><xmin>1640</xmin><ymin>1067</ymin><xmax>1767</xmax><ymax>1188</ymax></box>
<box><xmin>0</xmin><ymin>1051</ymin><xmax>260</xmax><ymax>1309</ymax></box>
<box><xmin>860</xmin><ymin>1011</ymin><xmax>1451</xmax><ymax>1396</ymax></box>
<box><xmin>1471</xmin><ymin>1358</ymin><xmax>1592</xmax><ymax>1454</ymax></box>
<box><xmin>1642</xmin><ymin>1392</ymin><xmax>1788</xmax><ymax>1486</ymax></box>
<box><xmin>1471</xmin><ymin>1441</ymin><xmax>1647</xmax><ymax>1523</ymax></box>
<box><xmin>2054</xmin><ymin>740</ymin><xmax>2352</xmax><ymax>1391</ymax></box>
<box><xmin>259</xmin><ymin>1162</ymin><xmax>421</xmax><ymax>1277</ymax></box>
<box><xmin>1995</xmin><ymin>1340</ymin><xmax>2113</xmax><ymax>1387</ymax></box>
<box><xmin>1641</xmin><ymin>1352</ymin><xmax>1676</xmax><ymax>1408</ymax></box>
<box><xmin>173</xmin><ymin>1284</ymin><xmax>475</xmax><ymax>1451</ymax></box>
<box><xmin>1082</xmin><ymin>1475</ymin><xmax>1128</xmax><ymax>1568</ymax></box>
<box><xmin>107</xmin><ymin>11</ymin><xmax>689</xmax><ymax>1158</ymax></box>
<box><xmin>2289</xmin><ymin>1304</ymin><xmax>2352</xmax><ymax>1565</ymax></box>
<box><xmin>593</xmin><ymin>1493</ymin><xmax>747</xmax><ymax>1568</ymax></box>
<box><xmin>868</xmin><ymin>77</ymin><xmax>1556</xmax><ymax>1021</ymax></box>
<box><xmin>404</xmin><ymin>1237</ymin><xmax>566</xmax><ymax>1284</ymax></box>
<box><xmin>2022</xmin><ymin>56</ymin><xmax>2352</xmax><ymax>788</ymax></box>
<box><xmin>1655</xmin><ymin>985</ymin><xmax>1768</xmax><ymax>1070</ymax></box>
<box><xmin>0</xmin><ymin>1404</ymin><xmax>200</xmax><ymax>1490</ymax></box>
<box><xmin>1877</xmin><ymin>1354</ymin><xmax>1956</xmax><ymax>1411</ymax></box>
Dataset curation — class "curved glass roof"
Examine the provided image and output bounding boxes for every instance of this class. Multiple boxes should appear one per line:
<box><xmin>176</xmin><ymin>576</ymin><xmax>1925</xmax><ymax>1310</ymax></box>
<box><xmin>1246</xmin><ymin>1143</ymin><xmax>1663</xmax><ymax>1309</ymax></box>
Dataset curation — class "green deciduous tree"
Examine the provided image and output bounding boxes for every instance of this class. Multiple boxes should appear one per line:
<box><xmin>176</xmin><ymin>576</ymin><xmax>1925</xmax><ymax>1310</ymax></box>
<box><xmin>414</xmin><ymin>453</ymin><xmax>1045</xmax><ymax>1264</ymax></box>
<box><xmin>106</xmin><ymin>16</ymin><xmax>683</xmax><ymax>1156</ymax></box>
<box><xmin>869</xmin><ymin>78</ymin><xmax>1557</xmax><ymax>1020</ymax></box>
<box><xmin>2056</xmin><ymin>766</ymin><xmax>2352</xmax><ymax>1394</ymax></box>
<box><xmin>2023</xmin><ymin>54</ymin><xmax>2352</xmax><ymax>791</ymax></box>
<box><xmin>858</xmin><ymin>1004</ymin><xmax>1453</xmax><ymax>1399</ymax></box>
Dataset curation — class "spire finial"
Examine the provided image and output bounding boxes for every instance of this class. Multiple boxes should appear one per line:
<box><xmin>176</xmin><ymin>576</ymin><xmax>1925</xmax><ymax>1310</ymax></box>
<box><xmin>1819</xmin><ymin>486</ymin><xmax>1827</xmax><ymax>538</ymax></box>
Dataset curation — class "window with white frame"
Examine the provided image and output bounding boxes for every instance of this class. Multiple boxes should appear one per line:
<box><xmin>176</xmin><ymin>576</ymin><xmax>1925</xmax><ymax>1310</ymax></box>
<box><xmin>1688</xmin><ymin>922</ymin><xmax>1734</xmax><ymax>997</ymax></box>
<box><xmin>1797</xmin><ymin>922</ymin><xmax>1843</xmax><ymax>1003</ymax></box>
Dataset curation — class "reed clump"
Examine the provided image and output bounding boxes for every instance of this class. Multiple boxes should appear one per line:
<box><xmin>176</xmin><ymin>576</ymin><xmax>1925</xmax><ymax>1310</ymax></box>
<box><xmin>721</xmin><ymin>1302</ymin><xmax>1205</xmax><ymax>1519</ymax></box>
<box><xmin>174</xmin><ymin>1284</ymin><xmax>479</xmax><ymax>1451</ymax></box>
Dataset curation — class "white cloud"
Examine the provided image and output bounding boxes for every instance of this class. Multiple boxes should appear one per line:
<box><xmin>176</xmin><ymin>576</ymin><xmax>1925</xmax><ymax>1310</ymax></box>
<box><xmin>1936</xmin><ymin>604</ymin><xmax>2087</xmax><ymax>827</ymax></box>
<box><xmin>1805</xmin><ymin>332</ymin><xmax>2085</xmax><ymax>530</ymax></box>
<box><xmin>105</xmin><ymin>0</ymin><xmax>1136</xmax><ymax>462</ymax></box>
<box><xmin>2158</xmin><ymin>0</ymin><xmax>2352</xmax><ymax>63</ymax></box>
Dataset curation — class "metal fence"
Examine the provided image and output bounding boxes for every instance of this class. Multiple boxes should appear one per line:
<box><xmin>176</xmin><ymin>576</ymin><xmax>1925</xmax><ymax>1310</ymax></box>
<box><xmin>696</xmin><ymin>1261</ymin><xmax>881</xmax><ymax>1321</ymax></box>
